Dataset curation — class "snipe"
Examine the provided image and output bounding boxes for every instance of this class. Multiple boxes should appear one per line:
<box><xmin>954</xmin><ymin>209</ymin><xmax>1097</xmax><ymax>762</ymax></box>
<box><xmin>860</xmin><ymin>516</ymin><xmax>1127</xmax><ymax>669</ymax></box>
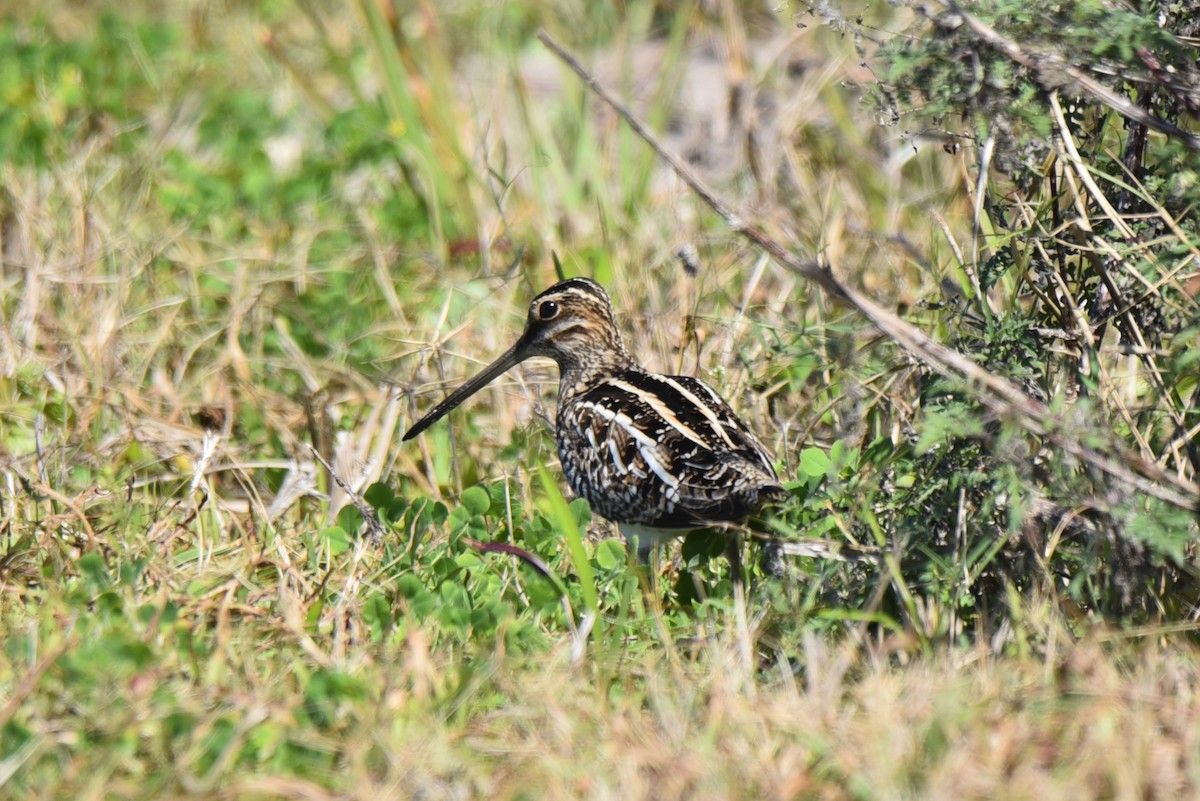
<box><xmin>403</xmin><ymin>278</ymin><xmax>787</xmax><ymax>561</ymax></box>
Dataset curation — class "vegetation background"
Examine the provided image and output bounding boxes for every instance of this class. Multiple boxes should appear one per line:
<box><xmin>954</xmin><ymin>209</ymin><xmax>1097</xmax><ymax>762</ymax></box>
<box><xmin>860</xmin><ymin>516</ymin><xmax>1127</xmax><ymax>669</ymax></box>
<box><xmin>1</xmin><ymin>0</ymin><xmax>1198</xmax><ymax>798</ymax></box>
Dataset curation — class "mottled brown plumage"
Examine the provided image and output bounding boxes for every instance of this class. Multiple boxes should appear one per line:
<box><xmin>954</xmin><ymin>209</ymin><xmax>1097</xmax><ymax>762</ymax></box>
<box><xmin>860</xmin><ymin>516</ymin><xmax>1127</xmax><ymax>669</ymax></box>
<box><xmin>403</xmin><ymin>278</ymin><xmax>787</xmax><ymax>557</ymax></box>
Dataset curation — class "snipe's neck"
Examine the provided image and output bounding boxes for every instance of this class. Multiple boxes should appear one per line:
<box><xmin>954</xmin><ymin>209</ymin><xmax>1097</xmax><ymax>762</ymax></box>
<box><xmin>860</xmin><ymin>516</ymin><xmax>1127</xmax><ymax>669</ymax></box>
<box><xmin>554</xmin><ymin>340</ymin><xmax>636</xmax><ymax>402</ymax></box>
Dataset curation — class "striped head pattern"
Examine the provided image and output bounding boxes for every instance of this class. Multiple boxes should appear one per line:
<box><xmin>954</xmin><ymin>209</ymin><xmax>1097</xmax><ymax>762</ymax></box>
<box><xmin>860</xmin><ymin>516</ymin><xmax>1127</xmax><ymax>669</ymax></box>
<box><xmin>518</xmin><ymin>278</ymin><xmax>633</xmax><ymax>376</ymax></box>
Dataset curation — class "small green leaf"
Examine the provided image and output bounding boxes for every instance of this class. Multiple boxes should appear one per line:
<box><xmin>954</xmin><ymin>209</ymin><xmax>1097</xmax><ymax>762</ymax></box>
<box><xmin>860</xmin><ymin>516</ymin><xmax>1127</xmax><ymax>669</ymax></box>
<box><xmin>439</xmin><ymin>581</ymin><xmax>469</xmax><ymax>607</ymax></box>
<box><xmin>336</xmin><ymin>504</ymin><xmax>364</xmax><ymax>534</ymax></box>
<box><xmin>409</xmin><ymin>590</ymin><xmax>437</xmax><ymax>618</ymax></box>
<box><xmin>799</xmin><ymin>447</ymin><xmax>832</xmax><ymax>478</ymax></box>
<box><xmin>363</xmin><ymin>482</ymin><xmax>393</xmax><ymax>510</ymax></box>
<box><xmin>386</xmin><ymin>497</ymin><xmax>409</xmax><ymax>523</ymax></box>
<box><xmin>594</xmin><ymin>539</ymin><xmax>625</xmax><ymax>570</ymax></box>
<box><xmin>568</xmin><ymin>497</ymin><xmax>592</xmax><ymax>528</ymax></box>
<box><xmin>461</xmin><ymin>485</ymin><xmax>491</xmax><ymax>516</ymax></box>
<box><xmin>447</xmin><ymin>505</ymin><xmax>471</xmax><ymax>531</ymax></box>
<box><xmin>396</xmin><ymin>574</ymin><xmax>425</xmax><ymax>598</ymax></box>
<box><xmin>320</xmin><ymin>526</ymin><xmax>351</xmax><ymax>555</ymax></box>
<box><xmin>455</xmin><ymin>551</ymin><xmax>483</xmax><ymax>569</ymax></box>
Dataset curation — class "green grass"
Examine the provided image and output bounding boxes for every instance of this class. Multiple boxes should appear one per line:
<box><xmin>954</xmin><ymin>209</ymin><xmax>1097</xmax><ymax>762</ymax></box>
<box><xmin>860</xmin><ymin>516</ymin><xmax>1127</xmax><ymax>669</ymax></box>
<box><xmin>2</xmin><ymin>0</ymin><xmax>1199</xmax><ymax>798</ymax></box>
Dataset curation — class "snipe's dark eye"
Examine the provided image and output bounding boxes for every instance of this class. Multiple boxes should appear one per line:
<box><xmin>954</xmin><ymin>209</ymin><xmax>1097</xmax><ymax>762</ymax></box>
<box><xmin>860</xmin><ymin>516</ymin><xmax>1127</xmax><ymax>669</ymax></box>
<box><xmin>538</xmin><ymin>300</ymin><xmax>560</xmax><ymax>320</ymax></box>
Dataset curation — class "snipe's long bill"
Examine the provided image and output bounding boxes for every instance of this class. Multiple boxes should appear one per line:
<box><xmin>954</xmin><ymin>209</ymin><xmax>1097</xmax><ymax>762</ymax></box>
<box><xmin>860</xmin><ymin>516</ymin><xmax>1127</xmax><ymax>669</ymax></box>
<box><xmin>403</xmin><ymin>277</ymin><xmax>787</xmax><ymax>557</ymax></box>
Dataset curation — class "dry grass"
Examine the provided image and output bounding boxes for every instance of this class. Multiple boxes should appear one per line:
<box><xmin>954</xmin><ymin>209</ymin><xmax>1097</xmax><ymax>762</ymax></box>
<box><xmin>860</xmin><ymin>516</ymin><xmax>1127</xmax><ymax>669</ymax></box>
<box><xmin>2</xmin><ymin>1</ymin><xmax>1199</xmax><ymax>798</ymax></box>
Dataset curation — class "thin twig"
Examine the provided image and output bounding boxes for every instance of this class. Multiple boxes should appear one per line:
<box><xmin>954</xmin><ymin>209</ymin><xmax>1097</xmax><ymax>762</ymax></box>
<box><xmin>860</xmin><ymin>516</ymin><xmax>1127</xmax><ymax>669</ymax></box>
<box><xmin>536</xmin><ymin>30</ymin><xmax>1199</xmax><ymax>513</ymax></box>
<box><xmin>306</xmin><ymin>442</ymin><xmax>385</xmax><ymax>544</ymax></box>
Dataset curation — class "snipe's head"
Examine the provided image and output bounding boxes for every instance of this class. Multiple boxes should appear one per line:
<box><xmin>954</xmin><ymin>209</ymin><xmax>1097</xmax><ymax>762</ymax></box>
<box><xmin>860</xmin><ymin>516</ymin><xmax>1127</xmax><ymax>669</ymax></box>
<box><xmin>518</xmin><ymin>278</ymin><xmax>630</xmax><ymax>368</ymax></box>
<box><xmin>402</xmin><ymin>277</ymin><xmax>632</xmax><ymax>441</ymax></box>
